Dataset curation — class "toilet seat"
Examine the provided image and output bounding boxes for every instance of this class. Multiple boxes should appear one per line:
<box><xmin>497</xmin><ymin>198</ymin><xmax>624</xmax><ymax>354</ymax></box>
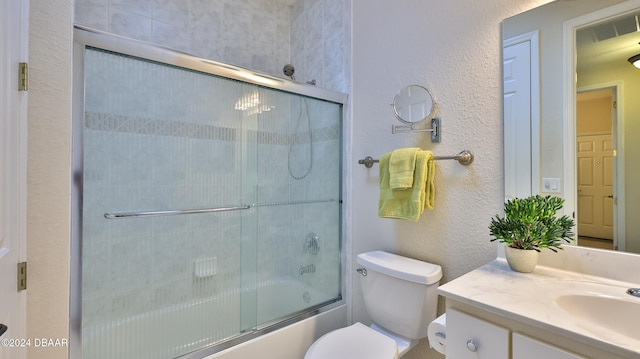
<box><xmin>305</xmin><ymin>322</ymin><xmax>399</xmax><ymax>359</ymax></box>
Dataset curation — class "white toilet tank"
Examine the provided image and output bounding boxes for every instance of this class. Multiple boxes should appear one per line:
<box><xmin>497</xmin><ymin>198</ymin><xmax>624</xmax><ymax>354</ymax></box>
<box><xmin>356</xmin><ymin>251</ymin><xmax>442</xmax><ymax>340</ymax></box>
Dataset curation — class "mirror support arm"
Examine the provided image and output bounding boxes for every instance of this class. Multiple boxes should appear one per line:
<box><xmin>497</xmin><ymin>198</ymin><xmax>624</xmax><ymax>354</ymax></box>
<box><xmin>392</xmin><ymin>118</ymin><xmax>440</xmax><ymax>142</ymax></box>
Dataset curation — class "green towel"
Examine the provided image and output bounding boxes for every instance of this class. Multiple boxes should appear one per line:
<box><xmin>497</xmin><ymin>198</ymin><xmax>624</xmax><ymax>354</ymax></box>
<box><xmin>389</xmin><ymin>147</ymin><xmax>421</xmax><ymax>190</ymax></box>
<box><xmin>378</xmin><ymin>150</ymin><xmax>435</xmax><ymax>220</ymax></box>
<box><xmin>423</xmin><ymin>150</ymin><xmax>435</xmax><ymax>210</ymax></box>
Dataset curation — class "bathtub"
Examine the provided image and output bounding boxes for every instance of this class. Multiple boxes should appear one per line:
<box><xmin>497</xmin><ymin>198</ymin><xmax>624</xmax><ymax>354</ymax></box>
<box><xmin>205</xmin><ymin>305</ymin><xmax>347</xmax><ymax>359</ymax></box>
<box><xmin>81</xmin><ymin>279</ymin><xmax>345</xmax><ymax>359</ymax></box>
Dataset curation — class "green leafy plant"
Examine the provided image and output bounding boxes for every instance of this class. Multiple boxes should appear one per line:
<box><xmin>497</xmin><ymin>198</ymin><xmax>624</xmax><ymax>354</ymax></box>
<box><xmin>489</xmin><ymin>195</ymin><xmax>575</xmax><ymax>252</ymax></box>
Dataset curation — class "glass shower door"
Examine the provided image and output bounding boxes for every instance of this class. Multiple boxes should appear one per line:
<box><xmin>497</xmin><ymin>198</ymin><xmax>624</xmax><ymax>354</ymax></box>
<box><xmin>252</xmin><ymin>89</ymin><xmax>342</xmax><ymax>327</ymax></box>
<box><xmin>76</xmin><ymin>40</ymin><xmax>343</xmax><ymax>359</ymax></box>
<box><xmin>81</xmin><ymin>48</ymin><xmax>259</xmax><ymax>358</ymax></box>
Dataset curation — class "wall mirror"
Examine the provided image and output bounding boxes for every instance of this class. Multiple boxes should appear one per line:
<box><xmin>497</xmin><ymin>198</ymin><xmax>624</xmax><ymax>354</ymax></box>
<box><xmin>502</xmin><ymin>0</ymin><xmax>640</xmax><ymax>254</ymax></box>
<box><xmin>391</xmin><ymin>85</ymin><xmax>441</xmax><ymax>141</ymax></box>
<box><xmin>392</xmin><ymin>85</ymin><xmax>437</xmax><ymax>124</ymax></box>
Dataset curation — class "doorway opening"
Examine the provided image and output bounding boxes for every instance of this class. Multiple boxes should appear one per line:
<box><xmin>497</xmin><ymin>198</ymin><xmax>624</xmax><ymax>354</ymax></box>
<box><xmin>576</xmin><ymin>86</ymin><xmax>618</xmax><ymax>251</ymax></box>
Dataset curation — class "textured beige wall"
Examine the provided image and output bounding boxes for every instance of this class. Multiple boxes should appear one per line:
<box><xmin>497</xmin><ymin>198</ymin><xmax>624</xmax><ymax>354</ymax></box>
<box><xmin>351</xmin><ymin>1</ymin><xmax>550</xmax><ymax>358</ymax></box>
<box><xmin>27</xmin><ymin>0</ymin><xmax>72</xmax><ymax>358</ymax></box>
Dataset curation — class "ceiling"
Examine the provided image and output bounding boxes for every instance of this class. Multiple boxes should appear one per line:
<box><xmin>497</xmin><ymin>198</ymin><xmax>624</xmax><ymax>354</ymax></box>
<box><xmin>576</xmin><ymin>11</ymin><xmax>640</xmax><ymax>72</ymax></box>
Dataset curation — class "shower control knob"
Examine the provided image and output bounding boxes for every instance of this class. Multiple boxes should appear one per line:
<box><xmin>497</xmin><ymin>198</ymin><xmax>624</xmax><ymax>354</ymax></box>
<box><xmin>466</xmin><ymin>339</ymin><xmax>478</xmax><ymax>352</ymax></box>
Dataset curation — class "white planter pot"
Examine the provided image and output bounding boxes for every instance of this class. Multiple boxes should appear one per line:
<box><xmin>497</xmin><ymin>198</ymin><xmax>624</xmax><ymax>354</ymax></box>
<box><xmin>504</xmin><ymin>246</ymin><xmax>539</xmax><ymax>273</ymax></box>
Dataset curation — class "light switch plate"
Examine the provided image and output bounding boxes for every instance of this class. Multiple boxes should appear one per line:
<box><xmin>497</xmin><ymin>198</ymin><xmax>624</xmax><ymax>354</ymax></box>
<box><xmin>542</xmin><ymin>178</ymin><xmax>561</xmax><ymax>193</ymax></box>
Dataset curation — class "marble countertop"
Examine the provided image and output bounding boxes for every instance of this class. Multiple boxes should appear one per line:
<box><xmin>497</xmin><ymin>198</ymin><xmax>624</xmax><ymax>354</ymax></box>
<box><xmin>438</xmin><ymin>258</ymin><xmax>640</xmax><ymax>358</ymax></box>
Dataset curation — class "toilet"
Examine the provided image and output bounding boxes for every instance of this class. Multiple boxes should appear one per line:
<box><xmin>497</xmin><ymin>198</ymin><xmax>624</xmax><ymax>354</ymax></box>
<box><xmin>305</xmin><ymin>250</ymin><xmax>442</xmax><ymax>359</ymax></box>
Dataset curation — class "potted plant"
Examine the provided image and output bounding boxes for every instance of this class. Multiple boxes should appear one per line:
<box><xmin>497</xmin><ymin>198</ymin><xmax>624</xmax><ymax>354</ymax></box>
<box><xmin>489</xmin><ymin>195</ymin><xmax>575</xmax><ymax>273</ymax></box>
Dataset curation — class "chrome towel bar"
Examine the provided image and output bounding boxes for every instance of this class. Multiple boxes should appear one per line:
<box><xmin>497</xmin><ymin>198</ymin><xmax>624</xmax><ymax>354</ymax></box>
<box><xmin>104</xmin><ymin>199</ymin><xmax>337</xmax><ymax>219</ymax></box>
<box><xmin>358</xmin><ymin>150</ymin><xmax>474</xmax><ymax>168</ymax></box>
<box><xmin>104</xmin><ymin>205</ymin><xmax>251</xmax><ymax>219</ymax></box>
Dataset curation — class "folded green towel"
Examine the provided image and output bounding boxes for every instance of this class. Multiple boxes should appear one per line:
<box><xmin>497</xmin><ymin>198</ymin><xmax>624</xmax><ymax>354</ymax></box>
<box><xmin>389</xmin><ymin>147</ymin><xmax>421</xmax><ymax>190</ymax></box>
<box><xmin>378</xmin><ymin>150</ymin><xmax>435</xmax><ymax>220</ymax></box>
<box><xmin>423</xmin><ymin>150</ymin><xmax>435</xmax><ymax>210</ymax></box>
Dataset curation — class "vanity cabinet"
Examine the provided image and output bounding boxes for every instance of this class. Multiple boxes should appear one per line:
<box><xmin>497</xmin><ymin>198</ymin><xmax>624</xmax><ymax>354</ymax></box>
<box><xmin>513</xmin><ymin>333</ymin><xmax>585</xmax><ymax>359</ymax></box>
<box><xmin>446</xmin><ymin>309</ymin><xmax>586</xmax><ymax>359</ymax></box>
<box><xmin>446</xmin><ymin>309</ymin><xmax>509</xmax><ymax>358</ymax></box>
<box><xmin>439</xmin><ymin>259</ymin><xmax>639</xmax><ymax>359</ymax></box>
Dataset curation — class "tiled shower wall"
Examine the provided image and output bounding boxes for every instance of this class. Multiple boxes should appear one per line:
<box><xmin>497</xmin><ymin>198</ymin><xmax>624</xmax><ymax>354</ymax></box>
<box><xmin>290</xmin><ymin>0</ymin><xmax>349</xmax><ymax>91</ymax></box>
<box><xmin>74</xmin><ymin>0</ymin><xmax>350</xmax><ymax>93</ymax></box>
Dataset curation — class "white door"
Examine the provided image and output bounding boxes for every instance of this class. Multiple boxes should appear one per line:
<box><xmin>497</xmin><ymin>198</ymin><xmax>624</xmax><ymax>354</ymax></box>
<box><xmin>503</xmin><ymin>39</ymin><xmax>532</xmax><ymax>200</ymax></box>
<box><xmin>577</xmin><ymin>134</ymin><xmax>614</xmax><ymax>240</ymax></box>
<box><xmin>0</xmin><ymin>0</ymin><xmax>28</xmax><ymax>357</ymax></box>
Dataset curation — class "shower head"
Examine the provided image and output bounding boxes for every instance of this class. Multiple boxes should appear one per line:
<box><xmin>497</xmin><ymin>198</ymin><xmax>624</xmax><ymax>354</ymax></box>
<box><xmin>283</xmin><ymin>64</ymin><xmax>296</xmax><ymax>81</ymax></box>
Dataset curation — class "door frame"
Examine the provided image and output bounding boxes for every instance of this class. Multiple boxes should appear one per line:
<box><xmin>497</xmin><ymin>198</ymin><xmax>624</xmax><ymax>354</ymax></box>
<box><xmin>562</xmin><ymin>2</ymin><xmax>638</xmax><ymax>251</ymax></box>
<box><xmin>576</xmin><ymin>84</ymin><xmax>622</xmax><ymax>249</ymax></box>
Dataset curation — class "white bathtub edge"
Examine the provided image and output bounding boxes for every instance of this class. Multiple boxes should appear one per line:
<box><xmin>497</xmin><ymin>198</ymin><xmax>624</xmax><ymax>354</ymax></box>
<box><xmin>205</xmin><ymin>304</ymin><xmax>348</xmax><ymax>359</ymax></box>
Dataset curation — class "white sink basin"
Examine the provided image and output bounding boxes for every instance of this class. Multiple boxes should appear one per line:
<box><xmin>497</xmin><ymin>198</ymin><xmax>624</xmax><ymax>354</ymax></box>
<box><xmin>555</xmin><ymin>293</ymin><xmax>640</xmax><ymax>340</ymax></box>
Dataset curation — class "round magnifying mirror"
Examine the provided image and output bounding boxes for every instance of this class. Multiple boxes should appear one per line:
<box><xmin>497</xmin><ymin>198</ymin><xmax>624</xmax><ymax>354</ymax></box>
<box><xmin>392</xmin><ymin>85</ymin><xmax>437</xmax><ymax>125</ymax></box>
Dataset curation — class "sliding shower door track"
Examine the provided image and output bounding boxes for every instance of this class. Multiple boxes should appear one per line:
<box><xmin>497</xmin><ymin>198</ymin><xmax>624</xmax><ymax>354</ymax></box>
<box><xmin>254</xmin><ymin>198</ymin><xmax>336</xmax><ymax>207</ymax></box>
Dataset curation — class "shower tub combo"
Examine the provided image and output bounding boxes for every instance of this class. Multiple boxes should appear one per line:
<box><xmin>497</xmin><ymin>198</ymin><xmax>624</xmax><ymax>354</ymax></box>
<box><xmin>71</xmin><ymin>28</ymin><xmax>346</xmax><ymax>359</ymax></box>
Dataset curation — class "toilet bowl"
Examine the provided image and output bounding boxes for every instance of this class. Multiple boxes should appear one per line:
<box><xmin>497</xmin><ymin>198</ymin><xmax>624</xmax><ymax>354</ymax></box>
<box><xmin>305</xmin><ymin>323</ymin><xmax>399</xmax><ymax>359</ymax></box>
<box><xmin>305</xmin><ymin>251</ymin><xmax>442</xmax><ymax>358</ymax></box>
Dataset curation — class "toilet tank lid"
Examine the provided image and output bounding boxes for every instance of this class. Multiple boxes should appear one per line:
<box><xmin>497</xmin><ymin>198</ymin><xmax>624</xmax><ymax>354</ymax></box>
<box><xmin>356</xmin><ymin>251</ymin><xmax>442</xmax><ymax>285</ymax></box>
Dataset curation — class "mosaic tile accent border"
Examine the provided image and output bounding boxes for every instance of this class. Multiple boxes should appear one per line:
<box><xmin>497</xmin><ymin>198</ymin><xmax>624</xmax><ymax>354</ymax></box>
<box><xmin>85</xmin><ymin>112</ymin><xmax>340</xmax><ymax>145</ymax></box>
<box><xmin>85</xmin><ymin>112</ymin><xmax>238</xmax><ymax>141</ymax></box>
<box><xmin>257</xmin><ymin>124</ymin><xmax>340</xmax><ymax>145</ymax></box>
